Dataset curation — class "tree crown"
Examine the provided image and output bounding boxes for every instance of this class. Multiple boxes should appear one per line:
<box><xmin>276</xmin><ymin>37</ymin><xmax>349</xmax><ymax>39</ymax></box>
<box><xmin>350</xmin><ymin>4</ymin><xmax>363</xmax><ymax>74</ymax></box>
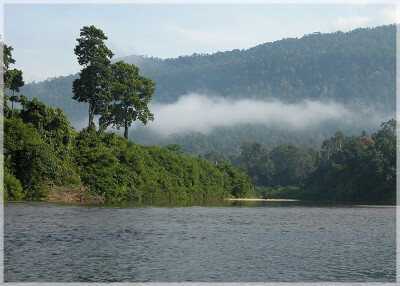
<box><xmin>74</xmin><ymin>25</ymin><xmax>114</xmax><ymax>67</ymax></box>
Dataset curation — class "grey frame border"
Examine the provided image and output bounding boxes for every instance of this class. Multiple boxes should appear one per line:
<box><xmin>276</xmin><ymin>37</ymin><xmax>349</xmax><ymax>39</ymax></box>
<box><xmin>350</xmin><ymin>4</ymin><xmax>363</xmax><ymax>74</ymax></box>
<box><xmin>0</xmin><ymin>1</ymin><xmax>398</xmax><ymax>285</ymax></box>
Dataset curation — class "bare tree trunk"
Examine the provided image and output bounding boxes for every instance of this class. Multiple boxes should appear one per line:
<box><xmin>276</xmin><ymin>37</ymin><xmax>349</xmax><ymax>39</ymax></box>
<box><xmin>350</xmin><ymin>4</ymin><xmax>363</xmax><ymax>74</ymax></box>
<box><xmin>88</xmin><ymin>100</ymin><xmax>95</xmax><ymax>128</ymax></box>
<box><xmin>124</xmin><ymin>118</ymin><xmax>128</xmax><ymax>139</ymax></box>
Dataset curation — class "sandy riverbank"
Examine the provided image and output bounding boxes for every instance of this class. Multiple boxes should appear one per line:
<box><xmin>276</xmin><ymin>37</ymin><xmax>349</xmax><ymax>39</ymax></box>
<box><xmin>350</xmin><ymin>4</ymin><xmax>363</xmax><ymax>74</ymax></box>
<box><xmin>225</xmin><ymin>198</ymin><xmax>300</xmax><ymax>202</ymax></box>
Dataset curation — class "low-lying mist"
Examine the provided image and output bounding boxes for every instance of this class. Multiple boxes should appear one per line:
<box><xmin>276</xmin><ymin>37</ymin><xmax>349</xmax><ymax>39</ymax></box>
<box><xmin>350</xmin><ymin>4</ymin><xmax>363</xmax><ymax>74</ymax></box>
<box><xmin>130</xmin><ymin>93</ymin><xmax>384</xmax><ymax>137</ymax></box>
<box><xmin>71</xmin><ymin>93</ymin><xmax>389</xmax><ymax>141</ymax></box>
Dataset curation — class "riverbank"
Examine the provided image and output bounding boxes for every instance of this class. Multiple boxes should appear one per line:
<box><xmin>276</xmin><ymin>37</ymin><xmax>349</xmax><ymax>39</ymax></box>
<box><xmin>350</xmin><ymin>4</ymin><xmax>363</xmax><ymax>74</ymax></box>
<box><xmin>49</xmin><ymin>189</ymin><xmax>299</xmax><ymax>203</ymax></box>
<box><xmin>225</xmin><ymin>198</ymin><xmax>300</xmax><ymax>202</ymax></box>
<box><xmin>49</xmin><ymin>186</ymin><xmax>105</xmax><ymax>203</ymax></box>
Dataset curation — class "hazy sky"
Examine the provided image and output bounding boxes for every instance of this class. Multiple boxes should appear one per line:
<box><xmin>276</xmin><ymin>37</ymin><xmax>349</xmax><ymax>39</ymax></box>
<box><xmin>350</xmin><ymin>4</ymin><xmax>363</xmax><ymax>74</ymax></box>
<box><xmin>3</xmin><ymin>2</ymin><xmax>397</xmax><ymax>83</ymax></box>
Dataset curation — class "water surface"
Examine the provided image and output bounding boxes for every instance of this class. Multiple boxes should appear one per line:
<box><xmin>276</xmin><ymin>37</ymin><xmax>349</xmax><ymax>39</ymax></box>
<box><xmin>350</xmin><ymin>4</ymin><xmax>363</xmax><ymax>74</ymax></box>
<box><xmin>4</xmin><ymin>201</ymin><xmax>396</xmax><ymax>282</ymax></box>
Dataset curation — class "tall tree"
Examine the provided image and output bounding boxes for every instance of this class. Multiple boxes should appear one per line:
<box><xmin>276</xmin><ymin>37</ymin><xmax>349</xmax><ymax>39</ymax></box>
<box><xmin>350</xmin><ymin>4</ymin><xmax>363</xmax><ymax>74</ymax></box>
<box><xmin>72</xmin><ymin>25</ymin><xmax>114</xmax><ymax>128</ymax></box>
<box><xmin>2</xmin><ymin>42</ymin><xmax>24</xmax><ymax>111</ymax></box>
<box><xmin>2</xmin><ymin>43</ymin><xmax>24</xmax><ymax>91</ymax></box>
<box><xmin>3</xmin><ymin>43</ymin><xmax>16</xmax><ymax>89</ymax></box>
<box><xmin>3</xmin><ymin>43</ymin><xmax>15</xmax><ymax>70</ymax></box>
<box><xmin>100</xmin><ymin>61</ymin><xmax>155</xmax><ymax>139</ymax></box>
<box><xmin>271</xmin><ymin>144</ymin><xmax>314</xmax><ymax>186</ymax></box>
<box><xmin>204</xmin><ymin>150</ymin><xmax>229</xmax><ymax>165</ymax></box>
<box><xmin>8</xmin><ymin>69</ymin><xmax>24</xmax><ymax>105</ymax></box>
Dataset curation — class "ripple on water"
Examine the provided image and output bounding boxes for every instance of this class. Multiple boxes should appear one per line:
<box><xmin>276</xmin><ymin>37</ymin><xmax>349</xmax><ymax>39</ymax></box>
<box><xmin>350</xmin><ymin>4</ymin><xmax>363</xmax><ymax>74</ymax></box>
<box><xmin>4</xmin><ymin>202</ymin><xmax>396</xmax><ymax>282</ymax></box>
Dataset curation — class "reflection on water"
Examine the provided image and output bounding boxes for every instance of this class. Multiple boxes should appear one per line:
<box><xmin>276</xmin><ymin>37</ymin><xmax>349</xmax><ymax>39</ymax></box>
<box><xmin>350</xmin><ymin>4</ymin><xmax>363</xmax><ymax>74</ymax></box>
<box><xmin>49</xmin><ymin>198</ymin><xmax>381</xmax><ymax>208</ymax></box>
<box><xmin>4</xmin><ymin>201</ymin><xmax>396</xmax><ymax>282</ymax></box>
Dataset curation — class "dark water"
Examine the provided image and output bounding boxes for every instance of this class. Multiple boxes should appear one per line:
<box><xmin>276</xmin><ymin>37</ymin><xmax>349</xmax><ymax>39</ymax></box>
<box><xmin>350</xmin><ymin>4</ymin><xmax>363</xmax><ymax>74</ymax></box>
<box><xmin>4</xmin><ymin>201</ymin><xmax>396</xmax><ymax>282</ymax></box>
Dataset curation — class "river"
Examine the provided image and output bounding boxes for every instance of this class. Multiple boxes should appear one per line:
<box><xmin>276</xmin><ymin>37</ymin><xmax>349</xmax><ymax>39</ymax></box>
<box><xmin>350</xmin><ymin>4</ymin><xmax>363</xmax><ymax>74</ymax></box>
<box><xmin>4</xmin><ymin>201</ymin><xmax>396</xmax><ymax>282</ymax></box>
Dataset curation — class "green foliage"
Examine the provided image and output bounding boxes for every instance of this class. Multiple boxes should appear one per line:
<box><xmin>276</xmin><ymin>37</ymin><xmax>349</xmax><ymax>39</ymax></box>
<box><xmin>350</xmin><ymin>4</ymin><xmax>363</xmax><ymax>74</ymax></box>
<box><xmin>99</xmin><ymin>61</ymin><xmax>155</xmax><ymax>138</ymax></box>
<box><xmin>216</xmin><ymin>164</ymin><xmax>257</xmax><ymax>198</ymax></box>
<box><xmin>303</xmin><ymin>119</ymin><xmax>396</xmax><ymax>204</ymax></box>
<box><xmin>271</xmin><ymin>144</ymin><xmax>315</xmax><ymax>186</ymax></box>
<box><xmin>2</xmin><ymin>43</ymin><xmax>16</xmax><ymax>89</ymax></box>
<box><xmin>204</xmin><ymin>150</ymin><xmax>229</xmax><ymax>165</ymax></box>
<box><xmin>17</xmin><ymin>74</ymin><xmax>84</xmax><ymax>123</ymax></box>
<box><xmin>4</xmin><ymin>96</ymin><xmax>252</xmax><ymax>202</ymax></box>
<box><xmin>9</xmin><ymin>95</ymin><xmax>19</xmax><ymax>109</ymax></box>
<box><xmin>73</xmin><ymin>25</ymin><xmax>114</xmax><ymax>128</ymax></box>
<box><xmin>18</xmin><ymin>95</ymin><xmax>75</xmax><ymax>155</ymax></box>
<box><xmin>231</xmin><ymin>141</ymin><xmax>314</xmax><ymax>188</ymax></box>
<box><xmin>2</xmin><ymin>42</ymin><xmax>24</xmax><ymax>101</ymax></box>
<box><xmin>228</xmin><ymin>120</ymin><xmax>395</xmax><ymax>204</ymax></box>
<box><xmin>8</xmin><ymin>69</ymin><xmax>24</xmax><ymax>94</ymax></box>
<box><xmin>18</xmin><ymin>95</ymin><xmax>80</xmax><ymax>186</ymax></box>
<box><xmin>4</xmin><ymin>170</ymin><xmax>23</xmax><ymax>201</ymax></box>
<box><xmin>238</xmin><ymin>141</ymin><xmax>270</xmax><ymax>169</ymax></box>
<box><xmin>3</xmin><ymin>94</ymin><xmax>12</xmax><ymax>118</ymax></box>
<box><xmin>72</xmin><ymin>128</ymin><xmax>253</xmax><ymax>202</ymax></box>
<box><xmin>164</xmin><ymin>143</ymin><xmax>184</xmax><ymax>154</ymax></box>
<box><xmin>4</xmin><ymin>96</ymin><xmax>82</xmax><ymax>200</ymax></box>
<box><xmin>4</xmin><ymin>117</ymin><xmax>60</xmax><ymax>200</ymax></box>
<box><xmin>163</xmin><ymin>124</ymin><xmax>340</xmax><ymax>157</ymax></box>
<box><xmin>232</xmin><ymin>140</ymin><xmax>271</xmax><ymax>185</ymax></box>
<box><xmin>255</xmin><ymin>185</ymin><xmax>303</xmax><ymax>199</ymax></box>
<box><xmin>2</xmin><ymin>43</ymin><xmax>15</xmax><ymax>70</ymax></box>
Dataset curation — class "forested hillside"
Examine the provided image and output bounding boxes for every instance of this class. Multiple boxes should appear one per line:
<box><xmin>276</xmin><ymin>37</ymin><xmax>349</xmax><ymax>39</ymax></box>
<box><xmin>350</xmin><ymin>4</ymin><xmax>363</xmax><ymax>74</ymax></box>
<box><xmin>20</xmin><ymin>25</ymin><xmax>395</xmax><ymax>119</ymax></box>
<box><xmin>17</xmin><ymin>25</ymin><xmax>395</xmax><ymax>153</ymax></box>
<box><xmin>125</xmin><ymin>25</ymin><xmax>395</xmax><ymax>109</ymax></box>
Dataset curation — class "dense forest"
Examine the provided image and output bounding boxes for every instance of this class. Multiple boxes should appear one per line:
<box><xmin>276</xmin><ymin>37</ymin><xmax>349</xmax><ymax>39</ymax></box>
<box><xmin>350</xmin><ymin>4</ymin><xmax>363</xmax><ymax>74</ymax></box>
<box><xmin>124</xmin><ymin>25</ymin><xmax>395</xmax><ymax>110</ymax></box>
<box><xmin>201</xmin><ymin>120</ymin><xmax>396</xmax><ymax>204</ymax></box>
<box><xmin>6</xmin><ymin>93</ymin><xmax>394</xmax><ymax>204</ymax></box>
<box><xmin>159</xmin><ymin>124</ymin><xmax>351</xmax><ymax>156</ymax></box>
<box><xmin>3</xmin><ymin>94</ymin><xmax>396</xmax><ymax>204</ymax></box>
<box><xmin>3</xmin><ymin>95</ymin><xmax>256</xmax><ymax>202</ymax></box>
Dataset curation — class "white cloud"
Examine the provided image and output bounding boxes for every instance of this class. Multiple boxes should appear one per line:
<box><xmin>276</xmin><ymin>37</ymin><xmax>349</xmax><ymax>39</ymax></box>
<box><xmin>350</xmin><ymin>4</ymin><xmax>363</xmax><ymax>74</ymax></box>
<box><xmin>333</xmin><ymin>16</ymin><xmax>372</xmax><ymax>30</ymax></box>
<box><xmin>170</xmin><ymin>25</ymin><xmax>240</xmax><ymax>46</ymax></box>
<box><xmin>378</xmin><ymin>6</ymin><xmax>398</xmax><ymax>23</ymax></box>
<box><xmin>168</xmin><ymin>20</ymin><xmax>282</xmax><ymax>54</ymax></box>
<box><xmin>332</xmin><ymin>6</ymin><xmax>397</xmax><ymax>31</ymax></box>
<box><xmin>137</xmin><ymin>94</ymin><xmax>354</xmax><ymax>137</ymax></box>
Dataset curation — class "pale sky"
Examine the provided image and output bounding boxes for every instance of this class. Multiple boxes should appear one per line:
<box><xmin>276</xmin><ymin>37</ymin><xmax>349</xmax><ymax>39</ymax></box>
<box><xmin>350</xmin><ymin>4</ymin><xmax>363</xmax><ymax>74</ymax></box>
<box><xmin>2</xmin><ymin>2</ymin><xmax>397</xmax><ymax>83</ymax></box>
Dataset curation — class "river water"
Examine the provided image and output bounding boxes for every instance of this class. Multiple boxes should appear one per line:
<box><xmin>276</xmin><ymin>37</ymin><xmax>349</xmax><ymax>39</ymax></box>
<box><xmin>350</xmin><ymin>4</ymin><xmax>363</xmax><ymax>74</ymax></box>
<box><xmin>4</xmin><ymin>201</ymin><xmax>396</xmax><ymax>282</ymax></box>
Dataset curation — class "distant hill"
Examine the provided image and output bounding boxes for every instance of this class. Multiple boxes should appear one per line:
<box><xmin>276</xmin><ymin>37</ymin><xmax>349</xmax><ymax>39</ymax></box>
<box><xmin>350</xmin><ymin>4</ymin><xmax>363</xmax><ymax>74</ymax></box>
<box><xmin>15</xmin><ymin>25</ymin><xmax>396</xmax><ymax>152</ymax></box>
<box><xmin>122</xmin><ymin>24</ymin><xmax>395</xmax><ymax>108</ymax></box>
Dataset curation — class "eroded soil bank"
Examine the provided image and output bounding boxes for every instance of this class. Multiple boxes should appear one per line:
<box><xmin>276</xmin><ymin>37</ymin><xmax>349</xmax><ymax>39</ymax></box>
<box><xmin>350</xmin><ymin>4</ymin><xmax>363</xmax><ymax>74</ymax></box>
<box><xmin>49</xmin><ymin>186</ymin><xmax>105</xmax><ymax>203</ymax></box>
